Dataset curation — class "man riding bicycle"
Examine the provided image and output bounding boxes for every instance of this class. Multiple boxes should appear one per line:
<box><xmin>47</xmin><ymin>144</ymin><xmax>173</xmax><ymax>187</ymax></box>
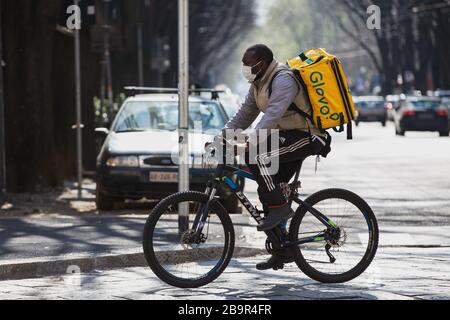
<box><xmin>223</xmin><ymin>44</ymin><xmax>331</xmax><ymax>270</ymax></box>
<box><xmin>143</xmin><ymin>45</ymin><xmax>378</xmax><ymax>287</ymax></box>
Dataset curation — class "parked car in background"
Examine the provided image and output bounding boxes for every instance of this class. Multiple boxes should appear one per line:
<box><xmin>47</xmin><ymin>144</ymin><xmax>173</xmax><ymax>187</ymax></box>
<box><xmin>354</xmin><ymin>96</ymin><xmax>387</xmax><ymax>126</ymax></box>
<box><xmin>203</xmin><ymin>85</ymin><xmax>242</xmax><ymax>118</ymax></box>
<box><xmin>218</xmin><ymin>94</ymin><xmax>240</xmax><ymax>118</ymax></box>
<box><xmin>442</xmin><ymin>98</ymin><xmax>450</xmax><ymax>109</ymax></box>
<box><xmin>434</xmin><ymin>90</ymin><xmax>450</xmax><ymax>98</ymax></box>
<box><xmin>393</xmin><ymin>96</ymin><xmax>449</xmax><ymax>137</ymax></box>
<box><xmin>443</xmin><ymin>98</ymin><xmax>450</xmax><ymax>129</ymax></box>
<box><xmin>95</xmin><ymin>92</ymin><xmax>241</xmax><ymax>212</ymax></box>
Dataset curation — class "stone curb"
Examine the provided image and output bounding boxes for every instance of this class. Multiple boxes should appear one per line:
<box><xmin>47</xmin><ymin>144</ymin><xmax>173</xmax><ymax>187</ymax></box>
<box><xmin>0</xmin><ymin>247</ymin><xmax>267</xmax><ymax>281</ymax></box>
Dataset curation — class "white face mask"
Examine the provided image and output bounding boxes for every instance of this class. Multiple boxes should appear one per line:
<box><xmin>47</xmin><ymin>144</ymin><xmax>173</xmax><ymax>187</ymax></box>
<box><xmin>242</xmin><ymin>61</ymin><xmax>263</xmax><ymax>83</ymax></box>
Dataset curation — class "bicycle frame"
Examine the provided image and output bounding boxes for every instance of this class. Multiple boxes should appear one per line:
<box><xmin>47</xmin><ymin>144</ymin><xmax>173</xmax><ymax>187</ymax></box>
<box><xmin>192</xmin><ymin>162</ymin><xmax>340</xmax><ymax>249</ymax></box>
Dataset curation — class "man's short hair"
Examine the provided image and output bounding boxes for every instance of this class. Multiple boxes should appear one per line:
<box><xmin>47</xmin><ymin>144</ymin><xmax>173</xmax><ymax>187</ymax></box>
<box><xmin>246</xmin><ymin>44</ymin><xmax>274</xmax><ymax>64</ymax></box>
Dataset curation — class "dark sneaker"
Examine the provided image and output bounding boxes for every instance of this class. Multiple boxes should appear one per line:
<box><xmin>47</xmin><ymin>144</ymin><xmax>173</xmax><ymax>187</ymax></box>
<box><xmin>257</xmin><ymin>204</ymin><xmax>295</xmax><ymax>232</ymax></box>
<box><xmin>256</xmin><ymin>254</ymin><xmax>295</xmax><ymax>271</ymax></box>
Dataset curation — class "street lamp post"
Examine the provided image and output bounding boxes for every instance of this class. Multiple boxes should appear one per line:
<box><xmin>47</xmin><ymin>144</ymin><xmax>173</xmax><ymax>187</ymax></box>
<box><xmin>137</xmin><ymin>24</ymin><xmax>144</xmax><ymax>87</ymax></box>
<box><xmin>178</xmin><ymin>0</ymin><xmax>190</xmax><ymax>234</ymax></box>
<box><xmin>102</xmin><ymin>0</ymin><xmax>113</xmax><ymax>109</ymax></box>
<box><xmin>136</xmin><ymin>0</ymin><xmax>148</xmax><ymax>88</ymax></box>
<box><xmin>74</xmin><ymin>0</ymin><xmax>83</xmax><ymax>199</ymax></box>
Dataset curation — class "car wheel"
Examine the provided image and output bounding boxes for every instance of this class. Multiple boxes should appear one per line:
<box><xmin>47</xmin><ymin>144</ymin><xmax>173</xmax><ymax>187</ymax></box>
<box><xmin>96</xmin><ymin>184</ymin><xmax>115</xmax><ymax>211</ymax></box>
<box><xmin>221</xmin><ymin>195</ymin><xmax>242</xmax><ymax>214</ymax></box>
<box><xmin>439</xmin><ymin>131</ymin><xmax>450</xmax><ymax>137</ymax></box>
<box><xmin>381</xmin><ymin>121</ymin><xmax>387</xmax><ymax>127</ymax></box>
<box><xmin>355</xmin><ymin>121</ymin><xmax>360</xmax><ymax>127</ymax></box>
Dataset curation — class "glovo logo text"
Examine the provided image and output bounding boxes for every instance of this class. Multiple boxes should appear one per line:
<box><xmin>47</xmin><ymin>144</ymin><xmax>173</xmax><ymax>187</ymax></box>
<box><xmin>310</xmin><ymin>71</ymin><xmax>340</xmax><ymax>121</ymax></box>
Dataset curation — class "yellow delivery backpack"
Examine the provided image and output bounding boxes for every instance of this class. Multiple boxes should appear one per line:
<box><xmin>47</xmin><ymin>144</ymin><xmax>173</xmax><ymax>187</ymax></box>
<box><xmin>287</xmin><ymin>48</ymin><xmax>356</xmax><ymax>140</ymax></box>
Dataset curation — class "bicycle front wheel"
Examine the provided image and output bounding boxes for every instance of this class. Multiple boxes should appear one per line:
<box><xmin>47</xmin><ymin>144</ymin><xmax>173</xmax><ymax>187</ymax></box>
<box><xmin>289</xmin><ymin>189</ymin><xmax>379</xmax><ymax>283</ymax></box>
<box><xmin>143</xmin><ymin>192</ymin><xmax>235</xmax><ymax>288</ymax></box>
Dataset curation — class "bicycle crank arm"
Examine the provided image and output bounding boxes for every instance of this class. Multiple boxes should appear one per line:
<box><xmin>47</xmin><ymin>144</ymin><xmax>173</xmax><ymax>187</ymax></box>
<box><xmin>264</xmin><ymin>229</ymin><xmax>285</xmax><ymax>251</ymax></box>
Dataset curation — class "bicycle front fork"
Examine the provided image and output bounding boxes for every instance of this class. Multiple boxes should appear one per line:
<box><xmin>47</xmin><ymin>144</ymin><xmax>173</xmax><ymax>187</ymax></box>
<box><xmin>191</xmin><ymin>186</ymin><xmax>217</xmax><ymax>239</ymax></box>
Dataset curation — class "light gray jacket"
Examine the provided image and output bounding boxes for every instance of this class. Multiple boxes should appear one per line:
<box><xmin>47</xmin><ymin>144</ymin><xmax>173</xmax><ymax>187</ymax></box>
<box><xmin>225</xmin><ymin>60</ymin><xmax>324</xmax><ymax>137</ymax></box>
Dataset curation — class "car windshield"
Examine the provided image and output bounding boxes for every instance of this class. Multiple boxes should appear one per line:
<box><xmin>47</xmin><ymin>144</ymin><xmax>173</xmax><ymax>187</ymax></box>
<box><xmin>357</xmin><ymin>100</ymin><xmax>385</xmax><ymax>108</ymax></box>
<box><xmin>218</xmin><ymin>96</ymin><xmax>240</xmax><ymax>117</ymax></box>
<box><xmin>113</xmin><ymin>101</ymin><xmax>227</xmax><ymax>133</ymax></box>
<box><xmin>221</xmin><ymin>103</ymin><xmax>239</xmax><ymax>118</ymax></box>
<box><xmin>407</xmin><ymin>100</ymin><xmax>441</xmax><ymax>109</ymax></box>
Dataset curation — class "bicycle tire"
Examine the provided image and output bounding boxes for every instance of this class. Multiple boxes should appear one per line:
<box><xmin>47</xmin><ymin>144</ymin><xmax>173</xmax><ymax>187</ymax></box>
<box><xmin>143</xmin><ymin>191</ymin><xmax>235</xmax><ymax>288</ymax></box>
<box><xmin>289</xmin><ymin>188</ymin><xmax>379</xmax><ymax>283</ymax></box>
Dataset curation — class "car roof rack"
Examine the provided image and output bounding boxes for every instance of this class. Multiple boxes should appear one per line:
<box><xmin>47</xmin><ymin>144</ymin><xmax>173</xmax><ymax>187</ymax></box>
<box><xmin>124</xmin><ymin>87</ymin><xmax>225</xmax><ymax>100</ymax></box>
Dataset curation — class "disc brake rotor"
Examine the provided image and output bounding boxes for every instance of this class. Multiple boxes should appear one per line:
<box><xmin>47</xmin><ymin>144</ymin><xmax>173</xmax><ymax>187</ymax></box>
<box><xmin>326</xmin><ymin>227</ymin><xmax>348</xmax><ymax>248</ymax></box>
<box><xmin>180</xmin><ymin>230</ymin><xmax>207</xmax><ymax>250</ymax></box>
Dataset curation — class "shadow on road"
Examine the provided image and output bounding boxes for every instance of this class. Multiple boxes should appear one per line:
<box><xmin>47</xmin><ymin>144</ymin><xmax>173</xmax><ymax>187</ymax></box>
<box><xmin>125</xmin><ymin>258</ymin><xmax>383</xmax><ymax>300</ymax></box>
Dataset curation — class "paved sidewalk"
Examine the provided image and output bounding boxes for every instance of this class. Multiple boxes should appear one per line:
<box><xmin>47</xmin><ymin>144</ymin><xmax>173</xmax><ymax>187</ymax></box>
<box><xmin>1</xmin><ymin>211</ymin><xmax>450</xmax><ymax>281</ymax></box>
<box><xmin>0</xmin><ymin>213</ymin><xmax>267</xmax><ymax>280</ymax></box>
<box><xmin>0</xmin><ymin>246</ymin><xmax>449</xmax><ymax>300</ymax></box>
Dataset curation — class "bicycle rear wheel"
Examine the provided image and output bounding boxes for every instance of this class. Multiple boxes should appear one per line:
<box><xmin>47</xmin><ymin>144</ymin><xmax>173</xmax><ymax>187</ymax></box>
<box><xmin>143</xmin><ymin>192</ymin><xmax>235</xmax><ymax>288</ymax></box>
<box><xmin>289</xmin><ymin>189</ymin><xmax>379</xmax><ymax>283</ymax></box>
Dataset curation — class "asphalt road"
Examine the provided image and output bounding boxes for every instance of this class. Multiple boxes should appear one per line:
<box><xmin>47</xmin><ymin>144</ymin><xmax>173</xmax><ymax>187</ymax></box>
<box><xmin>1</xmin><ymin>247</ymin><xmax>449</xmax><ymax>300</ymax></box>
<box><xmin>1</xmin><ymin>122</ymin><xmax>450</xmax><ymax>300</ymax></box>
<box><xmin>281</xmin><ymin>121</ymin><xmax>450</xmax><ymax>227</ymax></box>
<box><xmin>0</xmin><ymin>122</ymin><xmax>449</xmax><ymax>261</ymax></box>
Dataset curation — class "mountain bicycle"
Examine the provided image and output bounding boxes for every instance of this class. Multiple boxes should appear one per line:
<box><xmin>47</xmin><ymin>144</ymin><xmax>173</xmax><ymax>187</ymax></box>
<box><xmin>142</xmin><ymin>137</ymin><xmax>379</xmax><ymax>288</ymax></box>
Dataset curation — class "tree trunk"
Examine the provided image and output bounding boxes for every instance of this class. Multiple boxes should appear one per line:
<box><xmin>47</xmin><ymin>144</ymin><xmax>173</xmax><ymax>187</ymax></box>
<box><xmin>4</xmin><ymin>0</ymin><xmax>63</xmax><ymax>191</ymax></box>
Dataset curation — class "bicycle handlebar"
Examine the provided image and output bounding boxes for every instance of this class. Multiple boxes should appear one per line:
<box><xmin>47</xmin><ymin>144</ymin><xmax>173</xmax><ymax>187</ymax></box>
<box><xmin>204</xmin><ymin>136</ymin><xmax>247</xmax><ymax>167</ymax></box>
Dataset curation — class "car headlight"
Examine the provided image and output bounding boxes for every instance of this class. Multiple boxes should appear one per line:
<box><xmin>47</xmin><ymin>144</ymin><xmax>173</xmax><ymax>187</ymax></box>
<box><xmin>106</xmin><ymin>156</ymin><xmax>139</xmax><ymax>168</ymax></box>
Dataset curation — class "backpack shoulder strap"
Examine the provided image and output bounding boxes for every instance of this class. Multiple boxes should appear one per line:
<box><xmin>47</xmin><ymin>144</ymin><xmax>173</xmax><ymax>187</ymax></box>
<box><xmin>268</xmin><ymin>68</ymin><xmax>314</xmax><ymax>122</ymax></box>
<box><xmin>287</xmin><ymin>103</ymin><xmax>313</xmax><ymax>121</ymax></box>
<box><xmin>268</xmin><ymin>68</ymin><xmax>305</xmax><ymax>97</ymax></box>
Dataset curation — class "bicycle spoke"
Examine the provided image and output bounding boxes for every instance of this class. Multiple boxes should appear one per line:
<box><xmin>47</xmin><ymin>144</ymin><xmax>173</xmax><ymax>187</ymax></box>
<box><xmin>144</xmin><ymin>194</ymin><xmax>233</xmax><ymax>286</ymax></box>
<box><xmin>292</xmin><ymin>190</ymin><xmax>378</xmax><ymax>282</ymax></box>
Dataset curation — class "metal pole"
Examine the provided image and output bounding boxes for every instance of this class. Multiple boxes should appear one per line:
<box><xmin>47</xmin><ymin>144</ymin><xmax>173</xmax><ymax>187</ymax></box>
<box><xmin>0</xmin><ymin>0</ymin><xmax>6</xmax><ymax>199</ymax></box>
<box><xmin>74</xmin><ymin>0</ymin><xmax>83</xmax><ymax>199</ymax></box>
<box><xmin>137</xmin><ymin>24</ymin><xmax>144</xmax><ymax>87</ymax></box>
<box><xmin>100</xmin><ymin>59</ymin><xmax>106</xmax><ymax>122</ymax></box>
<box><xmin>103</xmin><ymin>0</ymin><xmax>113</xmax><ymax>109</ymax></box>
<box><xmin>178</xmin><ymin>0</ymin><xmax>189</xmax><ymax>233</ymax></box>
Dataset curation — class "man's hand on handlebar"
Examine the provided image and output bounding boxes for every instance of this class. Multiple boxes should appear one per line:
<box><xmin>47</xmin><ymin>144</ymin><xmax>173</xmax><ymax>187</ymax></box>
<box><xmin>204</xmin><ymin>132</ymin><xmax>249</xmax><ymax>163</ymax></box>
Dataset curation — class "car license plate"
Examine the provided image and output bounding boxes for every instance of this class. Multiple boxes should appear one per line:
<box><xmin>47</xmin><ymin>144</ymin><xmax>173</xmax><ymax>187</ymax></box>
<box><xmin>418</xmin><ymin>114</ymin><xmax>433</xmax><ymax>119</ymax></box>
<box><xmin>150</xmin><ymin>172</ymin><xmax>178</xmax><ymax>183</ymax></box>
